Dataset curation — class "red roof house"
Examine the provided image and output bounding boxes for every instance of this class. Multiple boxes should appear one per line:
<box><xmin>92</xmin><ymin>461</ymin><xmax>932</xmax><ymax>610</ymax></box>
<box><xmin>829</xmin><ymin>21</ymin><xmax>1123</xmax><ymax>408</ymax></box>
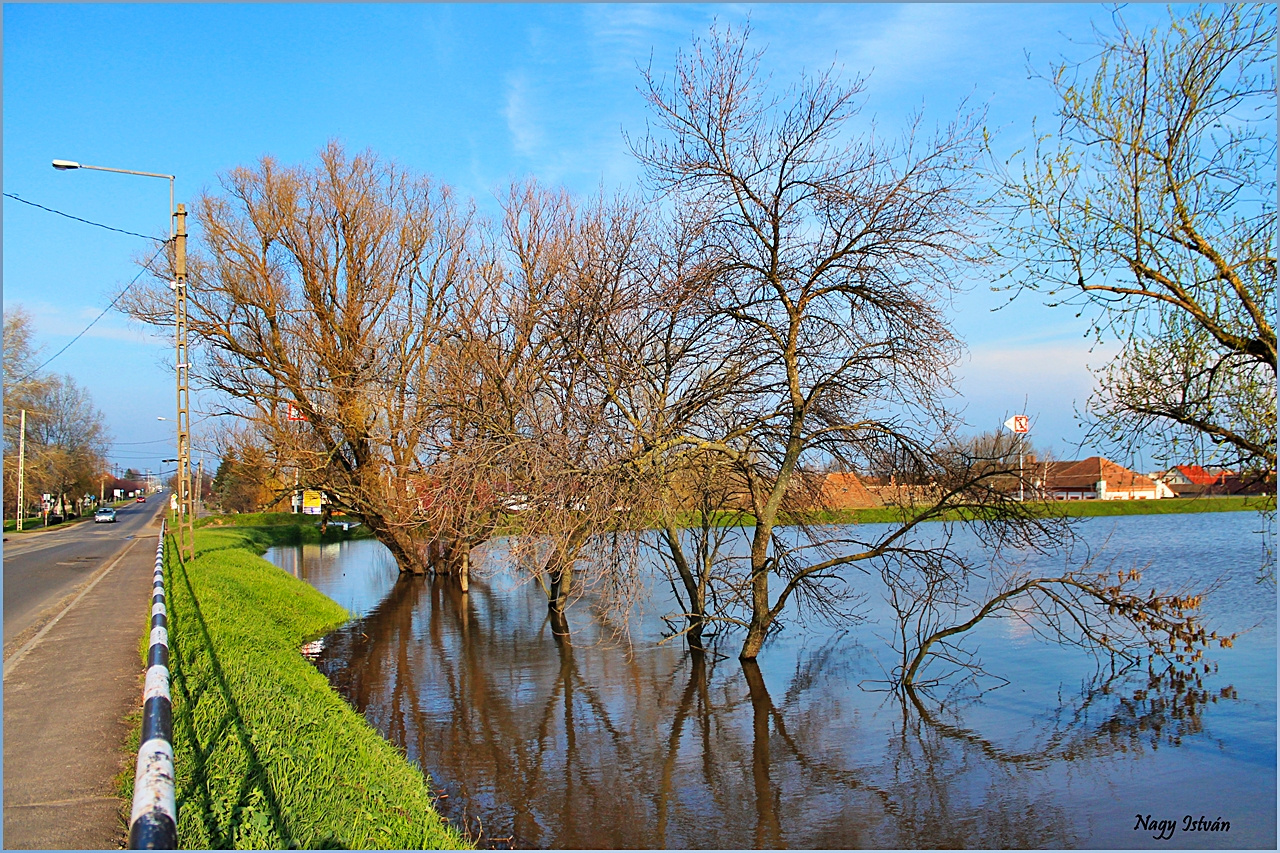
<box><xmin>1042</xmin><ymin>457</ymin><xmax>1173</xmax><ymax>500</ymax></box>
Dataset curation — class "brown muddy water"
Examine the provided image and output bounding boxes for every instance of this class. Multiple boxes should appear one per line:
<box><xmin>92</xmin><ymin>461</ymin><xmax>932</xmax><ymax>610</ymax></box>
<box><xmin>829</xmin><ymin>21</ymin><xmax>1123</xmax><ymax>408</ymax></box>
<box><xmin>267</xmin><ymin>512</ymin><xmax>1276</xmax><ymax>849</ymax></box>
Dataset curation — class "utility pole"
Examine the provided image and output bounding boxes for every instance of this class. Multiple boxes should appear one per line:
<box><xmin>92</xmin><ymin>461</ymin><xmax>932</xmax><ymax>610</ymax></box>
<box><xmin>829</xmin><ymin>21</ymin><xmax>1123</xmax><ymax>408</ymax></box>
<box><xmin>175</xmin><ymin>204</ymin><xmax>194</xmax><ymax>560</ymax></box>
<box><xmin>17</xmin><ymin>409</ymin><xmax>26</xmax><ymax>532</ymax></box>
<box><xmin>1019</xmin><ymin>436</ymin><xmax>1025</xmax><ymax>503</ymax></box>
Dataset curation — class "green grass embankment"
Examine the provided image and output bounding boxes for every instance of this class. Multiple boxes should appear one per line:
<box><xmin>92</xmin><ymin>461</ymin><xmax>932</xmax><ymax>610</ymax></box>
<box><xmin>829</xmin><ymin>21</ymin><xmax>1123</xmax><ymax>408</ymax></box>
<box><xmin>125</xmin><ymin>521</ymin><xmax>467</xmax><ymax>850</ymax></box>
<box><xmin>803</xmin><ymin>495</ymin><xmax>1271</xmax><ymax>525</ymax></box>
<box><xmin>195</xmin><ymin>510</ymin><xmax>375</xmax><ymax>538</ymax></box>
<box><xmin>766</xmin><ymin>495</ymin><xmax>1272</xmax><ymax>527</ymax></box>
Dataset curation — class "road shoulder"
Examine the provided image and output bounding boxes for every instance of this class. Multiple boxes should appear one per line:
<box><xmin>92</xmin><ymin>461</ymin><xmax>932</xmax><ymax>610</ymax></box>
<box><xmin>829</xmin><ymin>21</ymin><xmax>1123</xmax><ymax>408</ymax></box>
<box><xmin>2</xmin><ymin>524</ymin><xmax>161</xmax><ymax>849</ymax></box>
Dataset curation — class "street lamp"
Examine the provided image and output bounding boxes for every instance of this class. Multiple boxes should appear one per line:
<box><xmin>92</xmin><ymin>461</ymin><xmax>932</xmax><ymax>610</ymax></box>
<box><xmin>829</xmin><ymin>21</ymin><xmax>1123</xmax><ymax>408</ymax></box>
<box><xmin>54</xmin><ymin>157</ymin><xmax>193</xmax><ymax>561</ymax></box>
<box><xmin>50</xmin><ymin>160</ymin><xmax>175</xmax><ymax>237</ymax></box>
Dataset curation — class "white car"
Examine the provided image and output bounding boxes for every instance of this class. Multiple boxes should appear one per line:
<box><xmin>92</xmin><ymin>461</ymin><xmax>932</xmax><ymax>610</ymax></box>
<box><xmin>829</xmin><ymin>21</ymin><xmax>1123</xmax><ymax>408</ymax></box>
<box><xmin>94</xmin><ymin>507</ymin><xmax>117</xmax><ymax>523</ymax></box>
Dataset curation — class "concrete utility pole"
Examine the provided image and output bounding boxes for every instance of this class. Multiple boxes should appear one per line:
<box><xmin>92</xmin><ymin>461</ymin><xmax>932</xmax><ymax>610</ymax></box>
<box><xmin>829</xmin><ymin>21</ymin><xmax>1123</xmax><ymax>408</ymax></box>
<box><xmin>17</xmin><ymin>409</ymin><xmax>26</xmax><ymax>531</ymax></box>
<box><xmin>175</xmin><ymin>204</ymin><xmax>194</xmax><ymax>560</ymax></box>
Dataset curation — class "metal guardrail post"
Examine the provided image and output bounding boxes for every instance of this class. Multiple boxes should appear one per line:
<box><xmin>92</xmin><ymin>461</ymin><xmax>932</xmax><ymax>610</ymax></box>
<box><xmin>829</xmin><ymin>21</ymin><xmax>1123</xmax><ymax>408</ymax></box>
<box><xmin>128</xmin><ymin>520</ymin><xmax>178</xmax><ymax>849</ymax></box>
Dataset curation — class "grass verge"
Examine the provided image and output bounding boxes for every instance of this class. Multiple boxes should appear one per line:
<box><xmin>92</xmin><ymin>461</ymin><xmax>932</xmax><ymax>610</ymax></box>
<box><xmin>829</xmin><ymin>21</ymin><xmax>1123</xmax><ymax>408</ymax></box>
<box><xmin>122</xmin><ymin>523</ymin><xmax>467</xmax><ymax>849</ymax></box>
<box><xmin>773</xmin><ymin>495</ymin><xmax>1272</xmax><ymax>527</ymax></box>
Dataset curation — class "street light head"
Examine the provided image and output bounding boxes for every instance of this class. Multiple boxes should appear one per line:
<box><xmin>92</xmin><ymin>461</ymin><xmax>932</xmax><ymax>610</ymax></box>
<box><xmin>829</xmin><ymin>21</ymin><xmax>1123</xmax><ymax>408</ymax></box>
<box><xmin>51</xmin><ymin>159</ymin><xmax>81</xmax><ymax>170</ymax></box>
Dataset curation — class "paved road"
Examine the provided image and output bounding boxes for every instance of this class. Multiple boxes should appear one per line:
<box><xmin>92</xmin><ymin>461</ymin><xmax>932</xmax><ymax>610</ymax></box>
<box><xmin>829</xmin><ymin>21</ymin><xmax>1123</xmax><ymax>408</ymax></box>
<box><xmin>3</xmin><ymin>493</ymin><xmax>167</xmax><ymax>648</ymax></box>
<box><xmin>3</xmin><ymin>493</ymin><xmax>169</xmax><ymax>849</ymax></box>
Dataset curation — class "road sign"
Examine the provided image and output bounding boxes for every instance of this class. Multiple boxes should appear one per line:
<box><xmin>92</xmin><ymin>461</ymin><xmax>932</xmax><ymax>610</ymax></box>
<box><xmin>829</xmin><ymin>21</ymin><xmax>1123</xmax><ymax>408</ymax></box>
<box><xmin>1004</xmin><ymin>415</ymin><xmax>1029</xmax><ymax>433</ymax></box>
<box><xmin>302</xmin><ymin>490</ymin><xmax>324</xmax><ymax>515</ymax></box>
<box><xmin>287</xmin><ymin>402</ymin><xmax>307</xmax><ymax>422</ymax></box>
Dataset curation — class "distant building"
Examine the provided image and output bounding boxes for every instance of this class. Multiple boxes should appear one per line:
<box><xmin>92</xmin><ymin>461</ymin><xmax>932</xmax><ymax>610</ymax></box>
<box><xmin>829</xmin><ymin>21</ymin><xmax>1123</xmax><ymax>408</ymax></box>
<box><xmin>1153</xmin><ymin>464</ymin><xmax>1274</xmax><ymax>497</ymax></box>
<box><xmin>1043</xmin><ymin>457</ymin><xmax>1173</xmax><ymax>500</ymax></box>
<box><xmin>817</xmin><ymin>471</ymin><xmax>883</xmax><ymax>510</ymax></box>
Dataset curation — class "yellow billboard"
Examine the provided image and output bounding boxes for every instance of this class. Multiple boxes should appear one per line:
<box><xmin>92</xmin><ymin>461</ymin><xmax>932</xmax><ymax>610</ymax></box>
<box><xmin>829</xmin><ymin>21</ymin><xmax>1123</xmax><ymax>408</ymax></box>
<box><xmin>302</xmin><ymin>490</ymin><xmax>325</xmax><ymax>515</ymax></box>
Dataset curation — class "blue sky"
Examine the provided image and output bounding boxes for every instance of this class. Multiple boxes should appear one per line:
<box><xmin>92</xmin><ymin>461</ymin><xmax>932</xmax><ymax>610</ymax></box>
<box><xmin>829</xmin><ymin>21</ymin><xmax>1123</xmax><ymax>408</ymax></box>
<box><xmin>3</xmin><ymin>3</ymin><xmax>1191</xmax><ymax>476</ymax></box>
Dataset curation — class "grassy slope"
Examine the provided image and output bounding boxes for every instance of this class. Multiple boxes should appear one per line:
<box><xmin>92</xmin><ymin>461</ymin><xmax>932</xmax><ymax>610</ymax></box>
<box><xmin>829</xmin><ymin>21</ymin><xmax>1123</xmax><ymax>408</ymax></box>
<box><xmin>127</xmin><ymin>524</ymin><xmax>466</xmax><ymax>850</ymax></box>
<box><xmin>769</xmin><ymin>495</ymin><xmax>1273</xmax><ymax>527</ymax></box>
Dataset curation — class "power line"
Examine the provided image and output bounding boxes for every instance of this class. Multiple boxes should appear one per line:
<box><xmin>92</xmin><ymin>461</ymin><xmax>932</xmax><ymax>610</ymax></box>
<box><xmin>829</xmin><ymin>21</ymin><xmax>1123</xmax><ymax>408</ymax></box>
<box><xmin>18</xmin><ymin>242</ymin><xmax>169</xmax><ymax>382</ymax></box>
<box><xmin>4</xmin><ymin>192</ymin><xmax>163</xmax><ymax>242</ymax></box>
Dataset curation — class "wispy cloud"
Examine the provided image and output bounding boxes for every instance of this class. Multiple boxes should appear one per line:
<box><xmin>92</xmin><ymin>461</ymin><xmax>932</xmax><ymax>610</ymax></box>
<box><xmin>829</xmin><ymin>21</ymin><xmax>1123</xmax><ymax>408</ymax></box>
<box><xmin>955</xmin><ymin>339</ymin><xmax>1119</xmax><ymax>447</ymax></box>
<box><xmin>844</xmin><ymin>4</ymin><xmax>972</xmax><ymax>84</ymax></box>
<box><xmin>964</xmin><ymin>340</ymin><xmax>1118</xmax><ymax>385</ymax></box>
<box><xmin>583</xmin><ymin>5</ymin><xmax>700</xmax><ymax>76</ymax></box>
<box><xmin>25</xmin><ymin>300</ymin><xmax>161</xmax><ymax>347</ymax></box>
<box><xmin>503</xmin><ymin>70</ymin><xmax>544</xmax><ymax>159</ymax></box>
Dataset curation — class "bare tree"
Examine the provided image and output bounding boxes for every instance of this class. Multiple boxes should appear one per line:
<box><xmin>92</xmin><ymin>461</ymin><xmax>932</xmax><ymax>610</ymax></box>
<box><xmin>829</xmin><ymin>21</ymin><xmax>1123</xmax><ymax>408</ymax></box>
<box><xmin>123</xmin><ymin>142</ymin><xmax>478</xmax><ymax>573</ymax></box>
<box><xmin>992</xmin><ymin>5</ymin><xmax>1276</xmax><ymax>474</ymax></box>
<box><xmin>4</xmin><ymin>309</ymin><xmax>111</xmax><ymax>517</ymax></box>
<box><xmin>478</xmin><ymin>182</ymin><xmax>662</xmax><ymax>624</ymax></box>
<box><xmin>630</xmin><ymin>24</ymin><xmax>1073</xmax><ymax>660</ymax></box>
<box><xmin>3</xmin><ymin>307</ymin><xmax>45</xmax><ymax>517</ymax></box>
<box><xmin>22</xmin><ymin>374</ymin><xmax>110</xmax><ymax>516</ymax></box>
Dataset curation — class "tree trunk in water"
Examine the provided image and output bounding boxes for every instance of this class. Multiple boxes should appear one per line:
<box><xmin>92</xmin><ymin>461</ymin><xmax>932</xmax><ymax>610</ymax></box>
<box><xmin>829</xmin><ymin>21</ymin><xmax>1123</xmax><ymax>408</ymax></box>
<box><xmin>739</xmin><ymin>567</ymin><xmax>772</xmax><ymax>659</ymax></box>
<box><xmin>547</xmin><ymin>558</ymin><xmax>573</xmax><ymax>620</ymax></box>
<box><xmin>674</xmin><ymin>567</ymin><xmax>707</xmax><ymax>650</ymax></box>
<box><xmin>549</xmin><ymin>605</ymin><xmax>570</xmax><ymax>637</ymax></box>
<box><xmin>347</xmin><ymin>503</ymin><xmax>428</xmax><ymax>575</ymax></box>
<box><xmin>663</xmin><ymin>525</ymin><xmax>709</xmax><ymax>651</ymax></box>
<box><xmin>458</xmin><ymin>546</ymin><xmax>469</xmax><ymax>593</ymax></box>
<box><xmin>687</xmin><ymin>615</ymin><xmax>705</xmax><ymax>652</ymax></box>
<box><xmin>739</xmin><ymin>521</ymin><xmax>775</xmax><ymax>659</ymax></box>
<box><xmin>368</xmin><ymin>522</ymin><xmax>428</xmax><ymax>575</ymax></box>
<box><xmin>544</xmin><ymin>526</ymin><xmax>588</xmax><ymax>623</ymax></box>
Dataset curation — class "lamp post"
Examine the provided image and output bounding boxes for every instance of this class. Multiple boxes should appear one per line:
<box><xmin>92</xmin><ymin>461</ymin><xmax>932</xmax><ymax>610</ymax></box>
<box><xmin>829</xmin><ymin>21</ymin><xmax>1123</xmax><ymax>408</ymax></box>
<box><xmin>54</xmin><ymin>158</ymin><xmax>193</xmax><ymax>560</ymax></box>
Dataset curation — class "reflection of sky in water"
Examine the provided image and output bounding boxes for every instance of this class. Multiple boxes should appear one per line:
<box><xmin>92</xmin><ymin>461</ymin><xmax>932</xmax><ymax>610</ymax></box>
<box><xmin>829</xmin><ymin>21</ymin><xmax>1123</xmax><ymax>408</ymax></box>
<box><xmin>266</xmin><ymin>539</ymin><xmax>401</xmax><ymax>617</ymax></box>
<box><xmin>266</xmin><ymin>512</ymin><xmax>1275</xmax><ymax>849</ymax></box>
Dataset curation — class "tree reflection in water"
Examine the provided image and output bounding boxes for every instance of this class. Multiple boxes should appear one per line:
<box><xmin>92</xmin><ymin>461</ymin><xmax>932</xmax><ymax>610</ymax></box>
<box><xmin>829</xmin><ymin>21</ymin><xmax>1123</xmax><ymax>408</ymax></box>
<box><xmin>310</xmin><ymin>567</ymin><xmax>1244</xmax><ymax>849</ymax></box>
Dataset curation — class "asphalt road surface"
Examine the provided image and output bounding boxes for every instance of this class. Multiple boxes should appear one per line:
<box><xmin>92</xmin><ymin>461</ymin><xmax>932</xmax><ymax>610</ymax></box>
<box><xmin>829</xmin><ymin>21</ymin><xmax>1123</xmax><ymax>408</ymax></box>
<box><xmin>3</xmin><ymin>491</ymin><xmax>168</xmax><ymax>648</ymax></box>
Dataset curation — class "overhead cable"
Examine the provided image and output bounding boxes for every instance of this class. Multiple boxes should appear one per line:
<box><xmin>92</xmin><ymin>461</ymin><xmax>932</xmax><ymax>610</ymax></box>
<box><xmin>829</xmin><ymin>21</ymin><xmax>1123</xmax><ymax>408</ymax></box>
<box><xmin>4</xmin><ymin>192</ymin><xmax>164</xmax><ymax>242</ymax></box>
<box><xmin>18</xmin><ymin>242</ymin><xmax>169</xmax><ymax>382</ymax></box>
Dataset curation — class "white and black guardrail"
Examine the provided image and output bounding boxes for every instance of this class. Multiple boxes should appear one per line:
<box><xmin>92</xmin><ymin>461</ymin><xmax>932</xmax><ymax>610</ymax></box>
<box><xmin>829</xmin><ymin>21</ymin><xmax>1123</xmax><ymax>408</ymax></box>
<box><xmin>128</xmin><ymin>520</ymin><xmax>178</xmax><ymax>849</ymax></box>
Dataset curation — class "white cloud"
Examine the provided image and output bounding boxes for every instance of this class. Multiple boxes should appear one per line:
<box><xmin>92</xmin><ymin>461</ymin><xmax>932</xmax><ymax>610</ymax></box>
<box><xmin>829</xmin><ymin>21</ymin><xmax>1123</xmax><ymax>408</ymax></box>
<box><xmin>955</xmin><ymin>339</ymin><xmax>1121</xmax><ymax>453</ymax></box>
<box><xmin>25</xmin><ymin>300</ymin><xmax>162</xmax><ymax>347</ymax></box>
<box><xmin>964</xmin><ymin>339</ymin><xmax>1119</xmax><ymax>382</ymax></box>
<box><xmin>503</xmin><ymin>71</ymin><xmax>544</xmax><ymax>159</ymax></box>
<box><xmin>582</xmin><ymin>4</ymin><xmax>709</xmax><ymax>76</ymax></box>
<box><xmin>841</xmin><ymin>4</ymin><xmax>973</xmax><ymax>85</ymax></box>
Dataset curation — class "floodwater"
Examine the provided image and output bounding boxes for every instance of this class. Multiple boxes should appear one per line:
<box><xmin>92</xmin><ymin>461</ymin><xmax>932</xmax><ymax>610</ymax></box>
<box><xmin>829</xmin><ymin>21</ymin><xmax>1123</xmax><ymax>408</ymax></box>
<box><xmin>267</xmin><ymin>512</ymin><xmax>1276</xmax><ymax>849</ymax></box>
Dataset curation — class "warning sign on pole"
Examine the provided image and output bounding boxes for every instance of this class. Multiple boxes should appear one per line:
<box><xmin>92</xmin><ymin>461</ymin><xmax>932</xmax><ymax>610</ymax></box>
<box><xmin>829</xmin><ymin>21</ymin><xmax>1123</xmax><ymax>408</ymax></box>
<box><xmin>1004</xmin><ymin>415</ymin><xmax>1030</xmax><ymax>433</ymax></box>
<box><xmin>287</xmin><ymin>402</ymin><xmax>307</xmax><ymax>422</ymax></box>
<box><xmin>302</xmin><ymin>490</ymin><xmax>324</xmax><ymax>515</ymax></box>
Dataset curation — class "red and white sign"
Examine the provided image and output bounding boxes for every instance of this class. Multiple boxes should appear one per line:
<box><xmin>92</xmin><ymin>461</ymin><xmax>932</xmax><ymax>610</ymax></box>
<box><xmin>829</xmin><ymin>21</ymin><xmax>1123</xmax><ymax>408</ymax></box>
<box><xmin>287</xmin><ymin>402</ymin><xmax>307</xmax><ymax>422</ymax></box>
<box><xmin>1004</xmin><ymin>415</ymin><xmax>1029</xmax><ymax>433</ymax></box>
